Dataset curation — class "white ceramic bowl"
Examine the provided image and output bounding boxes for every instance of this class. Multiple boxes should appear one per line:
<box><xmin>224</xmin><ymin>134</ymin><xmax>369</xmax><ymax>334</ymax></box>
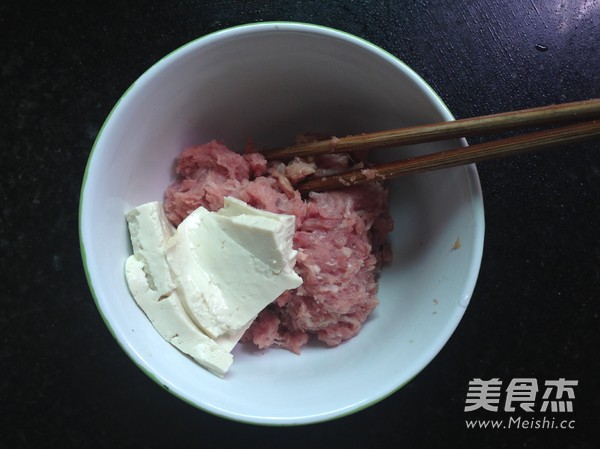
<box><xmin>80</xmin><ymin>22</ymin><xmax>484</xmax><ymax>425</ymax></box>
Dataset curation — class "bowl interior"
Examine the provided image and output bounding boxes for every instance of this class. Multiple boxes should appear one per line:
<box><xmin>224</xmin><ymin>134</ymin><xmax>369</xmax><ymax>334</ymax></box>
<box><xmin>80</xmin><ymin>23</ymin><xmax>484</xmax><ymax>425</ymax></box>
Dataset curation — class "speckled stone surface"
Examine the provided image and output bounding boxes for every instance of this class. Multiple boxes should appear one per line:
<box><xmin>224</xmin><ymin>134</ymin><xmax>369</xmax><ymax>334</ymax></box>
<box><xmin>2</xmin><ymin>1</ymin><xmax>599</xmax><ymax>448</ymax></box>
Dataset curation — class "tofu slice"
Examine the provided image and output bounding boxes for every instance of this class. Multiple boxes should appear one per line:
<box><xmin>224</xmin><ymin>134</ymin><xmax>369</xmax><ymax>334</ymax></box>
<box><xmin>165</xmin><ymin>197</ymin><xmax>303</xmax><ymax>339</ymax></box>
<box><xmin>124</xmin><ymin>198</ymin><xmax>303</xmax><ymax>376</ymax></box>
<box><xmin>125</xmin><ymin>201</ymin><xmax>245</xmax><ymax>376</ymax></box>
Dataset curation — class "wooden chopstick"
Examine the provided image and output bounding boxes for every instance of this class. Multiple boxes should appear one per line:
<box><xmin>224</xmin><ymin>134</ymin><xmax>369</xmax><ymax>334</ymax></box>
<box><xmin>297</xmin><ymin>120</ymin><xmax>600</xmax><ymax>193</ymax></box>
<box><xmin>263</xmin><ymin>98</ymin><xmax>600</xmax><ymax>160</ymax></box>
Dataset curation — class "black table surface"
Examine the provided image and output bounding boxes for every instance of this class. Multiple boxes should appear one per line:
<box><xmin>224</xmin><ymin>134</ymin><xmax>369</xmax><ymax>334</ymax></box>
<box><xmin>2</xmin><ymin>1</ymin><xmax>599</xmax><ymax>448</ymax></box>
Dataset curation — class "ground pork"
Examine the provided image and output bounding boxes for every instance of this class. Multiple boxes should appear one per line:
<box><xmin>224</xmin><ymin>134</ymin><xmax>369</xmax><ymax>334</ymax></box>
<box><xmin>164</xmin><ymin>140</ymin><xmax>393</xmax><ymax>353</ymax></box>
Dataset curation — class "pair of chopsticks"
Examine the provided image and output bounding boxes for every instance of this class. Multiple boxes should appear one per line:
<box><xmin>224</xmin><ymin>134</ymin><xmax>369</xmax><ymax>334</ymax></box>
<box><xmin>261</xmin><ymin>99</ymin><xmax>600</xmax><ymax>192</ymax></box>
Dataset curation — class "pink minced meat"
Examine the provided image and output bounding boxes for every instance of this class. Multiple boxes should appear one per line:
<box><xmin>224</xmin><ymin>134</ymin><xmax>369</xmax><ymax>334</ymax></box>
<box><xmin>164</xmin><ymin>140</ymin><xmax>393</xmax><ymax>353</ymax></box>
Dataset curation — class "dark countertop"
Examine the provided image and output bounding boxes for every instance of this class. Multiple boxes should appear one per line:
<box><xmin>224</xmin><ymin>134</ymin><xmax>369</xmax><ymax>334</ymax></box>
<box><xmin>2</xmin><ymin>1</ymin><xmax>599</xmax><ymax>448</ymax></box>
